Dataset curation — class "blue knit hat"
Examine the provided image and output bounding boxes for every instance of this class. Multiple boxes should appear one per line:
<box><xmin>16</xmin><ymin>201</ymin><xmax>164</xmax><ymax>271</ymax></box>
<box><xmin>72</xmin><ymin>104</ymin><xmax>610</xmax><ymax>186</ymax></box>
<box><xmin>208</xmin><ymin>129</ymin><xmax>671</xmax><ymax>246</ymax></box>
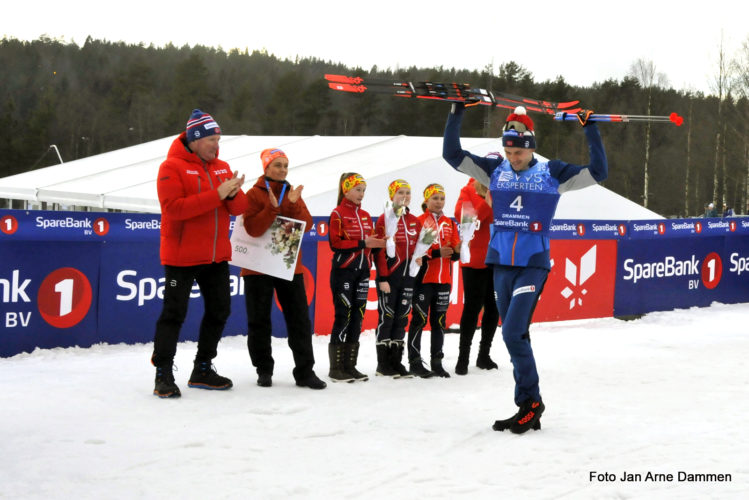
<box><xmin>186</xmin><ymin>109</ymin><xmax>221</xmax><ymax>142</ymax></box>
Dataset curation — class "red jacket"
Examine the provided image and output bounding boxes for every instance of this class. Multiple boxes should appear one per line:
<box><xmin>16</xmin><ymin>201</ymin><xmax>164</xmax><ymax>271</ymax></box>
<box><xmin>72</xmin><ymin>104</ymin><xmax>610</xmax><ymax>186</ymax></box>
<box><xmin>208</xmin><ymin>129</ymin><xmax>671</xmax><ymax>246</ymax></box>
<box><xmin>240</xmin><ymin>176</ymin><xmax>313</xmax><ymax>277</ymax></box>
<box><xmin>454</xmin><ymin>179</ymin><xmax>493</xmax><ymax>269</ymax></box>
<box><xmin>157</xmin><ymin>132</ymin><xmax>248</xmax><ymax>266</ymax></box>
<box><xmin>329</xmin><ymin>198</ymin><xmax>376</xmax><ymax>271</ymax></box>
<box><xmin>418</xmin><ymin>211</ymin><xmax>460</xmax><ymax>284</ymax></box>
<box><xmin>374</xmin><ymin>209</ymin><xmax>422</xmax><ymax>281</ymax></box>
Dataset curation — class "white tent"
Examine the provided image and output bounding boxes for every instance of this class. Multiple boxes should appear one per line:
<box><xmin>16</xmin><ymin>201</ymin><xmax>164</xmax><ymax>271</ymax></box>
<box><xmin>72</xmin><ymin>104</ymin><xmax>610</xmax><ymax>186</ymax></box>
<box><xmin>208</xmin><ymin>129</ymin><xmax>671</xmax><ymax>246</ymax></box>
<box><xmin>0</xmin><ymin>135</ymin><xmax>662</xmax><ymax>219</ymax></box>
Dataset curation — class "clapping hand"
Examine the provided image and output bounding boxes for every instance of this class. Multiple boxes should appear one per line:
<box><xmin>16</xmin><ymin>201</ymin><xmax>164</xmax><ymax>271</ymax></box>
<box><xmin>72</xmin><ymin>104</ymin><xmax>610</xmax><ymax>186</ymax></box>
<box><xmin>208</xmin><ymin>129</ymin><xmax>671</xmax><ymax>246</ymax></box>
<box><xmin>218</xmin><ymin>171</ymin><xmax>245</xmax><ymax>200</ymax></box>
<box><xmin>267</xmin><ymin>188</ymin><xmax>278</xmax><ymax>208</ymax></box>
<box><xmin>288</xmin><ymin>184</ymin><xmax>304</xmax><ymax>203</ymax></box>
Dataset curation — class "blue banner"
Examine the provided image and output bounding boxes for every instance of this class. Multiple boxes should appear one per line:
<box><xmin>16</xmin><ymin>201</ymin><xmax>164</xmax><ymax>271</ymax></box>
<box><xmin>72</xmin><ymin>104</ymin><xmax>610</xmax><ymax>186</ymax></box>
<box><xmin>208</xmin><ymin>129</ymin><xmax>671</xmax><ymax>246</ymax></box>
<box><xmin>613</xmin><ymin>236</ymin><xmax>749</xmax><ymax>315</ymax></box>
<box><xmin>2</xmin><ymin>209</ymin><xmax>748</xmax><ymax>357</ymax></box>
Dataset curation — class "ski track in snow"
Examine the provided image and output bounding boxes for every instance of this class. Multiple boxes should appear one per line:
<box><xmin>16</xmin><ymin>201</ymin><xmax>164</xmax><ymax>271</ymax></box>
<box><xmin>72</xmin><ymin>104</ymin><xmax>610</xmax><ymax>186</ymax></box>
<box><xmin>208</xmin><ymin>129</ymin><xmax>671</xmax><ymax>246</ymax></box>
<box><xmin>1</xmin><ymin>303</ymin><xmax>748</xmax><ymax>499</ymax></box>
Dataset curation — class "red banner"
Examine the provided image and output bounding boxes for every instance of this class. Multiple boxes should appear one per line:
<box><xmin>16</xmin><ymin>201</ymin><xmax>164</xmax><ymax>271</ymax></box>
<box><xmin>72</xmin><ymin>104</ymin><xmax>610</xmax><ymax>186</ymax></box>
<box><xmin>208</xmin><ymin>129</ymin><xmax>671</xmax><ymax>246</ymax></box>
<box><xmin>534</xmin><ymin>240</ymin><xmax>617</xmax><ymax>322</ymax></box>
<box><xmin>312</xmin><ymin>239</ymin><xmax>616</xmax><ymax>335</ymax></box>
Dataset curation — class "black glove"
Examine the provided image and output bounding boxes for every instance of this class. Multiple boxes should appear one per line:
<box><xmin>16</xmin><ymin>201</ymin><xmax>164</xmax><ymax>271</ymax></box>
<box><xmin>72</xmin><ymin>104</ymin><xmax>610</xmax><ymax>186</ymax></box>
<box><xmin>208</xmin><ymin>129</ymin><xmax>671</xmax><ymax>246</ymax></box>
<box><xmin>576</xmin><ymin>109</ymin><xmax>594</xmax><ymax>126</ymax></box>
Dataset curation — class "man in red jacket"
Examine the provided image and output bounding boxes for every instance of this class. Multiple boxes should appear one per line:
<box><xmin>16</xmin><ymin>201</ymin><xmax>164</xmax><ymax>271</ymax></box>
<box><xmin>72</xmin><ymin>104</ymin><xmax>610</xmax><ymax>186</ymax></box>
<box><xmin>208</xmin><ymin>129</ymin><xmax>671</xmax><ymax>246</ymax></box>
<box><xmin>151</xmin><ymin>109</ymin><xmax>248</xmax><ymax>398</ymax></box>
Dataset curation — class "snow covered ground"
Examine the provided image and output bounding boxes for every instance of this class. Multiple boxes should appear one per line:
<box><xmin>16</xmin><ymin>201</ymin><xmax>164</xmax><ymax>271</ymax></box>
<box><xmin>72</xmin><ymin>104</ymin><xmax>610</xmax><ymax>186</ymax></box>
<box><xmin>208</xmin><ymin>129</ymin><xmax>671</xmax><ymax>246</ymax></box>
<box><xmin>2</xmin><ymin>302</ymin><xmax>748</xmax><ymax>500</ymax></box>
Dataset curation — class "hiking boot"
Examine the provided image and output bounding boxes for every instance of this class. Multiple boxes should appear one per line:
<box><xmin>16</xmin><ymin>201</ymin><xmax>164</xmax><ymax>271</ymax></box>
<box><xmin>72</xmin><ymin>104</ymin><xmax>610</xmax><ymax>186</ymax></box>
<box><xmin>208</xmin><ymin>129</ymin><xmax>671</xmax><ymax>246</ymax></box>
<box><xmin>344</xmin><ymin>342</ymin><xmax>369</xmax><ymax>382</ymax></box>
<box><xmin>257</xmin><ymin>373</ymin><xmax>272</xmax><ymax>387</ymax></box>
<box><xmin>476</xmin><ymin>350</ymin><xmax>498</xmax><ymax>370</ymax></box>
<box><xmin>187</xmin><ymin>361</ymin><xmax>233</xmax><ymax>390</ymax></box>
<box><xmin>328</xmin><ymin>343</ymin><xmax>354</xmax><ymax>383</ymax></box>
<box><xmin>296</xmin><ymin>371</ymin><xmax>327</xmax><ymax>390</ymax></box>
<box><xmin>389</xmin><ymin>341</ymin><xmax>413</xmax><ymax>378</ymax></box>
<box><xmin>493</xmin><ymin>399</ymin><xmax>544</xmax><ymax>433</ymax></box>
<box><xmin>455</xmin><ymin>349</ymin><xmax>470</xmax><ymax>375</ymax></box>
<box><xmin>154</xmin><ymin>364</ymin><xmax>181</xmax><ymax>398</ymax></box>
<box><xmin>408</xmin><ymin>358</ymin><xmax>434</xmax><ymax>378</ymax></box>
<box><xmin>376</xmin><ymin>342</ymin><xmax>398</xmax><ymax>377</ymax></box>
<box><xmin>430</xmin><ymin>357</ymin><xmax>451</xmax><ymax>378</ymax></box>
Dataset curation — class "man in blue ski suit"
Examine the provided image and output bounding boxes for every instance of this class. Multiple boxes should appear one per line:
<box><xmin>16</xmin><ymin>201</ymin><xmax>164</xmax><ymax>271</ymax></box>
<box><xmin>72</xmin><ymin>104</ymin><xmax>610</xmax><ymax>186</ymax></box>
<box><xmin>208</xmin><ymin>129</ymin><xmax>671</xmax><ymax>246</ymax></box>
<box><xmin>443</xmin><ymin>103</ymin><xmax>607</xmax><ymax>433</ymax></box>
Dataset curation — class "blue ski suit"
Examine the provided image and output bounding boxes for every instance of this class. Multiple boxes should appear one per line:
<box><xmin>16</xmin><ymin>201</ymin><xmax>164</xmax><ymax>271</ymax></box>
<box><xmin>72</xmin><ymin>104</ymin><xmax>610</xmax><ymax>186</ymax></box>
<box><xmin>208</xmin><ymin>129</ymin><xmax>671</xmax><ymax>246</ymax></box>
<box><xmin>442</xmin><ymin>103</ymin><xmax>607</xmax><ymax>405</ymax></box>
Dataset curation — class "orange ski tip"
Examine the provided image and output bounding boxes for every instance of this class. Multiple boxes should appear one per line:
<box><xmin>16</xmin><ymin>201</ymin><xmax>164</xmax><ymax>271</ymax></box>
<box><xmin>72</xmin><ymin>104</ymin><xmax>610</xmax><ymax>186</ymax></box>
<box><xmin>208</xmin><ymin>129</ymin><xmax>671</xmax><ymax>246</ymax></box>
<box><xmin>324</xmin><ymin>74</ymin><xmax>363</xmax><ymax>85</ymax></box>
<box><xmin>328</xmin><ymin>82</ymin><xmax>367</xmax><ymax>93</ymax></box>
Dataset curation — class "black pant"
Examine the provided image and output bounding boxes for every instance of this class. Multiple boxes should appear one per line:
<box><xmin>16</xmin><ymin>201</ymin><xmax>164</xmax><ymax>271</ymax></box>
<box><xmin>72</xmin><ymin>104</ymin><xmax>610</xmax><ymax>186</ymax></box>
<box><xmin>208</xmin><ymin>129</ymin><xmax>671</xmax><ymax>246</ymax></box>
<box><xmin>407</xmin><ymin>282</ymin><xmax>451</xmax><ymax>361</ymax></box>
<box><xmin>152</xmin><ymin>262</ymin><xmax>231</xmax><ymax>367</ymax></box>
<box><xmin>375</xmin><ymin>272</ymin><xmax>414</xmax><ymax>343</ymax></box>
<box><xmin>329</xmin><ymin>267</ymin><xmax>370</xmax><ymax>345</ymax></box>
<box><xmin>459</xmin><ymin>266</ymin><xmax>499</xmax><ymax>352</ymax></box>
<box><xmin>243</xmin><ymin>273</ymin><xmax>316</xmax><ymax>381</ymax></box>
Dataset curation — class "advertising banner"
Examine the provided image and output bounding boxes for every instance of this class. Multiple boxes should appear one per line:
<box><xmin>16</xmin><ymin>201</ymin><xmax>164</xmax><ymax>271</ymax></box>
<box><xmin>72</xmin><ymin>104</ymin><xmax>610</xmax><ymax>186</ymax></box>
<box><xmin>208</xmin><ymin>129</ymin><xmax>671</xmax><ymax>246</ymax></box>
<box><xmin>615</xmin><ymin>234</ymin><xmax>749</xmax><ymax>316</ymax></box>
<box><xmin>534</xmin><ymin>239</ymin><xmax>618</xmax><ymax>322</ymax></box>
<box><xmin>1</xmin><ymin>209</ymin><xmax>107</xmax><ymax>357</ymax></box>
<box><xmin>2</xmin><ymin>209</ymin><xmax>748</xmax><ymax>357</ymax></box>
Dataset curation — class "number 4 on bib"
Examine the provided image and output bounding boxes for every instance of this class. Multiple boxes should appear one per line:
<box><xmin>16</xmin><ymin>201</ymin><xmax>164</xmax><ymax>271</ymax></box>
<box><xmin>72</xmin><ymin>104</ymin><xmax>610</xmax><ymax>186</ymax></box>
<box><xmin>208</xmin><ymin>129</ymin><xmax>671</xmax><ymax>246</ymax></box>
<box><xmin>510</xmin><ymin>196</ymin><xmax>524</xmax><ymax>212</ymax></box>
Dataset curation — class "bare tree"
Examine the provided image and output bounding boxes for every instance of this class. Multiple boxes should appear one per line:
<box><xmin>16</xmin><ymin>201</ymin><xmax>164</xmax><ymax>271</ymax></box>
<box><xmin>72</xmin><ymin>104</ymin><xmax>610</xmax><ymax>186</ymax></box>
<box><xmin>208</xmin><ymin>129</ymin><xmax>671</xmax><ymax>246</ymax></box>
<box><xmin>730</xmin><ymin>35</ymin><xmax>749</xmax><ymax>213</ymax></box>
<box><xmin>709</xmin><ymin>35</ymin><xmax>733</xmax><ymax>210</ymax></box>
<box><xmin>731</xmin><ymin>35</ymin><xmax>749</xmax><ymax>98</ymax></box>
<box><xmin>684</xmin><ymin>96</ymin><xmax>694</xmax><ymax>216</ymax></box>
<box><xmin>628</xmin><ymin>59</ymin><xmax>669</xmax><ymax>208</ymax></box>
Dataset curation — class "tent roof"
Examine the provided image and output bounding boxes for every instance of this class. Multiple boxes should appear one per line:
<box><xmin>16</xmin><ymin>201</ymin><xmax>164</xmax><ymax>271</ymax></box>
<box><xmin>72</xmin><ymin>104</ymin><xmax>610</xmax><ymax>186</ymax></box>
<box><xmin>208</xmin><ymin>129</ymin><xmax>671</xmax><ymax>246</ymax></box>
<box><xmin>0</xmin><ymin>135</ymin><xmax>662</xmax><ymax>219</ymax></box>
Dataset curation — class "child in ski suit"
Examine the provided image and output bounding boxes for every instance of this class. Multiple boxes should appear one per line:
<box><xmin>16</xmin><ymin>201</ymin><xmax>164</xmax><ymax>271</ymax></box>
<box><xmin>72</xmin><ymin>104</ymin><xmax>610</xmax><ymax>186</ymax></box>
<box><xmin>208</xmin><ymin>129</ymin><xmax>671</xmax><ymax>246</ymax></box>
<box><xmin>327</xmin><ymin>172</ymin><xmax>386</xmax><ymax>382</ymax></box>
<box><xmin>373</xmin><ymin>179</ymin><xmax>422</xmax><ymax>378</ymax></box>
<box><xmin>443</xmin><ymin>104</ymin><xmax>607</xmax><ymax>433</ymax></box>
<box><xmin>406</xmin><ymin>183</ymin><xmax>460</xmax><ymax>378</ymax></box>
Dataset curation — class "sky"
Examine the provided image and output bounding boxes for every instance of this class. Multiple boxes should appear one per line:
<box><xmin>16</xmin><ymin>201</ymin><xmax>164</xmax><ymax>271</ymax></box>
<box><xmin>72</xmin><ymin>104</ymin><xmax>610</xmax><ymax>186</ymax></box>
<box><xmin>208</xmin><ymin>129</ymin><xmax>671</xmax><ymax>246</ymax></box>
<box><xmin>1</xmin><ymin>302</ymin><xmax>748</xmax><ymax>498</ymax></box>
<box><xmin>4</xmin><ymin>0</ymin><xmax>748</xmax><ymax>96</ymax></box>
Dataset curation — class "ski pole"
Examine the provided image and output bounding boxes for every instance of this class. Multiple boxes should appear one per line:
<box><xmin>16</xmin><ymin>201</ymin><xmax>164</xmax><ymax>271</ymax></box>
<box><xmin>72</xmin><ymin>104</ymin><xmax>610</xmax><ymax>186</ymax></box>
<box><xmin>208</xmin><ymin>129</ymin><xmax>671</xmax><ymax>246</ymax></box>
<box><xmin>554</xmin><ymin>111</ymin><xmax>684</xmax><ymax>126</ymax></box>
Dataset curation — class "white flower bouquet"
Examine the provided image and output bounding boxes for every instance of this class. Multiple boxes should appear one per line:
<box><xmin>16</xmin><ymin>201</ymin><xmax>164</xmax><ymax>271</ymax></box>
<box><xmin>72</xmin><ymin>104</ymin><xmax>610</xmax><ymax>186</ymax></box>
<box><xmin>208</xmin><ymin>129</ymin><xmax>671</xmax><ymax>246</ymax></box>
<box><xmin>408</xmin><ymin>223</ymin><xmax>438</xmax><ymax>277</ymax></box>
<box><xmin>458</xmin><ymin>202</ymin><xmax>478</xmax><ymax>264</ymax></box>
<box><xmin>264</xmin><ymin>219</ymin><xmax>304</xmax><ymax>269</ymax></box>
<box><xmin>383</xmin><ymin>196</ymin><xmax>406</xmax><ymax>258</ymax></box>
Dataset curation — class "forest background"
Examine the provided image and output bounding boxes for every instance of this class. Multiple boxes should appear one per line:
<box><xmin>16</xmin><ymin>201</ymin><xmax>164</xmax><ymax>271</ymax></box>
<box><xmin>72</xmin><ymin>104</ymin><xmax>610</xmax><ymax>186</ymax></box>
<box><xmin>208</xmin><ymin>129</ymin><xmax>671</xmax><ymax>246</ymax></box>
<box><xmin>1</xmin><ymin>36</ymin><xmax>748</xmax><ymax>217</ymax></box>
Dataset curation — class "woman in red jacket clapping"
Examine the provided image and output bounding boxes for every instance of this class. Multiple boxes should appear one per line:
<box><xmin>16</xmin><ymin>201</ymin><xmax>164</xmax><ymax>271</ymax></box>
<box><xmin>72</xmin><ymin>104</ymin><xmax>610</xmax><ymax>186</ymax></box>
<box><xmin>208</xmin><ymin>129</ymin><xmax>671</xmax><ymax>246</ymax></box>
<box><xmin>240</xmin><ymin>148</ymin><xmax>326</xmax><ymax>390</ymax></box>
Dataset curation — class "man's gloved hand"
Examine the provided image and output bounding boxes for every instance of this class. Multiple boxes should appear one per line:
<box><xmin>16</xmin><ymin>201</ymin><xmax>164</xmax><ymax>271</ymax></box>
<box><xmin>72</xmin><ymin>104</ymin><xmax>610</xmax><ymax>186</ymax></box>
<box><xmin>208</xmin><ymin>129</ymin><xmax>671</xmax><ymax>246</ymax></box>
<box><xmin>463</xmin><ymin>94</ymin><xmax>481</xmax><ymax>108</ymax></box>
<box><xmin>576</xmin><ymin>109</ymin><xmax>594</xmax><ymax>126</ymax></box>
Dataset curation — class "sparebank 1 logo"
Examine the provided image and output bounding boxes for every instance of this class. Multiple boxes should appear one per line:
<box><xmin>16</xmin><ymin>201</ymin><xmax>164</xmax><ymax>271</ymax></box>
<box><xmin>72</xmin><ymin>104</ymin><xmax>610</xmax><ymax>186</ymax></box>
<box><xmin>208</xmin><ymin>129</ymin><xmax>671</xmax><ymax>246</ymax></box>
<box><xmin>701</xmin><ymin>252</ymin><xmax>722</xmax><ymax>289</ymax></box>
<box><xmin>560</xmin><ymin>245</ymin><xmax>597</xmax><ymax>309</ymax></box>
<box><xmin>37</xmin><ymin>267</ymin><xmax>93</xmax><ymax>328</ymax></box>
<box><xmin>1</xmin><ymin>215</ymin><xmax>18</xmax><ymax>235</ymax></box>
<box><xmin>93</xmin><ymin>217</ymin><xmax>110</xmax><ymax>236</ymax></box>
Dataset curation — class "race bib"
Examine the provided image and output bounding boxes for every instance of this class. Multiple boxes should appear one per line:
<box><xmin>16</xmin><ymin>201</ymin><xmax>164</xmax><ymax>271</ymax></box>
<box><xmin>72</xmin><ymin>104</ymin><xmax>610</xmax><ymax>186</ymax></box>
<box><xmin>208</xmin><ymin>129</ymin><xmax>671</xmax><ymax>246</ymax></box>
<box><xmin>490</xmin><ymin>162</ymin><xmax>560</xmax><ymax>235</ymax></box>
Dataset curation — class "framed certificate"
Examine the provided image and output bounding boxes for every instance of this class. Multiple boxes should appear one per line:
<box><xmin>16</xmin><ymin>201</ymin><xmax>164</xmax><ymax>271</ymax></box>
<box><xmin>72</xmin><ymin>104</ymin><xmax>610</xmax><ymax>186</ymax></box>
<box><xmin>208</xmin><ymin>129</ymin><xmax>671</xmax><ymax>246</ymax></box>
<box><xmin>229</xmin><ymin>215</ymin><xmax>306</xmax><ymax>281</ymax></box>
